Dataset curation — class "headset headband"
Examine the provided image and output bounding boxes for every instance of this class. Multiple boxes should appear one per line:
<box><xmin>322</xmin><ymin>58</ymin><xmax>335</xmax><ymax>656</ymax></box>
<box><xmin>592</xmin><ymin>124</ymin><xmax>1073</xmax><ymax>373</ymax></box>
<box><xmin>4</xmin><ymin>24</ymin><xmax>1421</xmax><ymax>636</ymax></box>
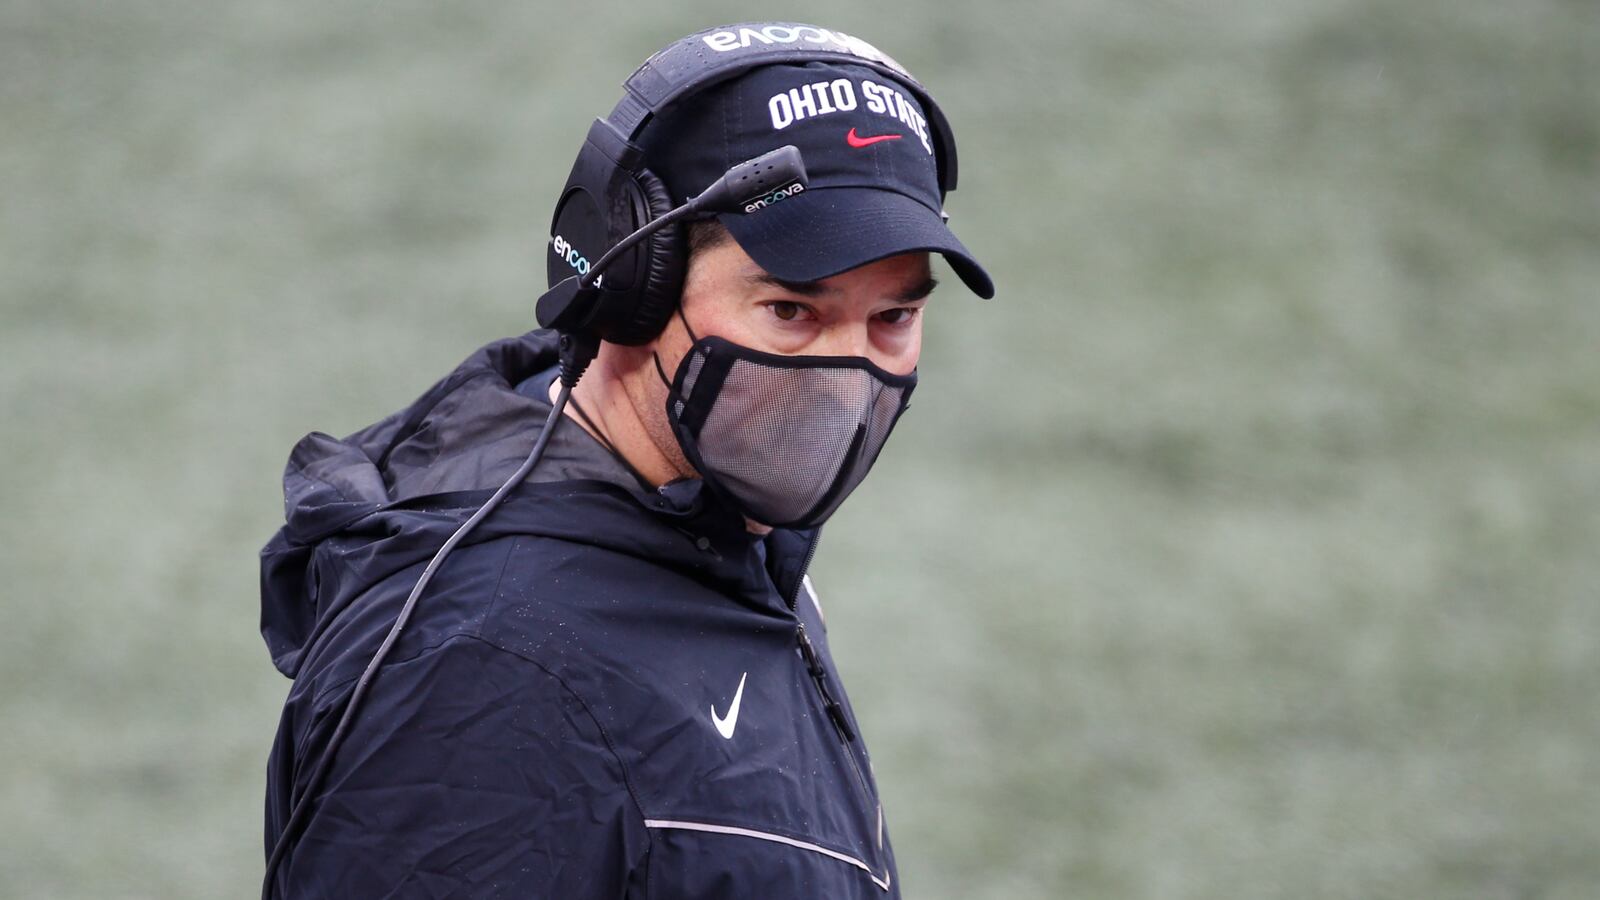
<box><xmin>598</xmin><ymin>22</ymin><xmax>960</xmax><ymax>193</ymax></box>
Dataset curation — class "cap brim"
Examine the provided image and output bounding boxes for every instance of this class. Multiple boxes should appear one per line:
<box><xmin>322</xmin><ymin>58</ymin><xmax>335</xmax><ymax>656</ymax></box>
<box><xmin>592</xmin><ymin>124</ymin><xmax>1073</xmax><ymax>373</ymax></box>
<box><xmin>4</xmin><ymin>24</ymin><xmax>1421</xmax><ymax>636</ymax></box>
<box><xmin>717</xmin><ymin>188</ymin><xmax>995</xmax><ymax>299</ymax></box>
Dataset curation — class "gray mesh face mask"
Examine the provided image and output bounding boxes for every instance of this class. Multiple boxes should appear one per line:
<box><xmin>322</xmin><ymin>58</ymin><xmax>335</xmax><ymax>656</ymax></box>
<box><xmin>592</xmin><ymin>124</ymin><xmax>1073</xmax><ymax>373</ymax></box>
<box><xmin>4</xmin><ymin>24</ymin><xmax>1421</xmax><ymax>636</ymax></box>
<box><xmin>659</xmin><ymin>334</ymin><xmax>917</xmax><ymax>529</ymax></box>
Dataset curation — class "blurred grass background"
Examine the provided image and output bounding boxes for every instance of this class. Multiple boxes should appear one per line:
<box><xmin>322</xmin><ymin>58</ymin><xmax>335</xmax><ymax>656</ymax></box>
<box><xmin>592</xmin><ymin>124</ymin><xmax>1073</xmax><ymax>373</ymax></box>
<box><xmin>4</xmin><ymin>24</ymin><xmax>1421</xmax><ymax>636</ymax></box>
<box><xmin>2</xmin><ymin>0</ymin><xmax>1597</xmax><ymax>897</ymax></box>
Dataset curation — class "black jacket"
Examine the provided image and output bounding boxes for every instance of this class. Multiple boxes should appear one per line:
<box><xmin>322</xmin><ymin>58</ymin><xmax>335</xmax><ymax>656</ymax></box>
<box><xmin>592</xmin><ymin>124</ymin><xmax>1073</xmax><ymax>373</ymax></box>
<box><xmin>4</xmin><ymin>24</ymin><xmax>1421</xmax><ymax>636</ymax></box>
<box><xmin>261</xmin><ymin>330</ymin><xmax>898</xmax><ymax>898</ymax></box>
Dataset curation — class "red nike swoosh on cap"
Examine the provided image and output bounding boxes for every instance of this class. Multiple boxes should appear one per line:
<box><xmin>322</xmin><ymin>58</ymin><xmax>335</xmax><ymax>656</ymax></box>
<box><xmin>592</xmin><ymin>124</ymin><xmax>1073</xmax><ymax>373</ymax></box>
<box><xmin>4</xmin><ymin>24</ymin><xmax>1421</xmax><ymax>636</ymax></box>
<box><xmin>846</xmin><ymin>128</ymin><xmax>903</xmax><ymax>148</ymax></box>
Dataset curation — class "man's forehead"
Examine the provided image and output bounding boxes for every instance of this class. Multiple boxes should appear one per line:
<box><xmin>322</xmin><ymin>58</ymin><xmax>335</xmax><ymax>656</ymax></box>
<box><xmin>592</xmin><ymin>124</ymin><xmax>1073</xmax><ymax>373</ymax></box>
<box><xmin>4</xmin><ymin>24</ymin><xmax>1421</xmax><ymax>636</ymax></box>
<box><xmin>739</xmin><ymin>252</ymin><xmax>935</xmax><ymax>300</ymax></box>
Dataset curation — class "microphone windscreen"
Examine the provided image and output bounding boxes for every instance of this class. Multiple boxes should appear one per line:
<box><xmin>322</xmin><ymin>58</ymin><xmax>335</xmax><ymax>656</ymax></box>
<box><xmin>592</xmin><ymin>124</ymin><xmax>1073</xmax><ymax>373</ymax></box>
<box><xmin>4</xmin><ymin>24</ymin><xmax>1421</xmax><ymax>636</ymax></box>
<box><xmin>692</xmin><ymin>146</ymin><xmax>808</xmax><ymax>214</ymax></box>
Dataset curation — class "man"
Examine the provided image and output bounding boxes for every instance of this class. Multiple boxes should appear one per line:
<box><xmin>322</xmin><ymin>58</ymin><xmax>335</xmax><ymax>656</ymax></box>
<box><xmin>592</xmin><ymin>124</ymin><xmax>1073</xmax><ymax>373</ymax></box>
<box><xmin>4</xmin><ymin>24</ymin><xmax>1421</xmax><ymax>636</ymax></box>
<box><xmin>260</xmin><ymin>23</ymin><xmax>993</xmax><ymax>898</ymax></box>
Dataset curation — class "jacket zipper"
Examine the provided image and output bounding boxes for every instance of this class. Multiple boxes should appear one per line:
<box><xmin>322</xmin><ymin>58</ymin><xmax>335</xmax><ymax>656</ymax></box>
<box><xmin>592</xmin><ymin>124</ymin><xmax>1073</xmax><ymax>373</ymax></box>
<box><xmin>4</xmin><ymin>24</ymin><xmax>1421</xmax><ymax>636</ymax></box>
<box><xmin>787</xmin><ymin>532</ymin><xmax>883</xmax><ymax>858</ymax></box>
<box><xmin>786</xmin><ymin>530</ymin><xmax>850</xmax><ymax>743</ymax></box>
<box><xmin>796</xmin><ymin>622</ymin><xmax>856</xmax><ymax>744</ymax></box>
<box><xmin>796</xmin><ymin>621</ymin><xmax>880</xmax><ymax>855</ymax></box>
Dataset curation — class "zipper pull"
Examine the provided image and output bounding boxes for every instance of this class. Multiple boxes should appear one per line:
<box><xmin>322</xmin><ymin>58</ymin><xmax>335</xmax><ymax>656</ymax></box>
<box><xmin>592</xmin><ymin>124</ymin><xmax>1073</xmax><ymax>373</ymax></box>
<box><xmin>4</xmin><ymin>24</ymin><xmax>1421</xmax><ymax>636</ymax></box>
<box><xmin>797</xmin><ymin>624</ymin><xmax>856</xmax><ymax>742</ymax></box>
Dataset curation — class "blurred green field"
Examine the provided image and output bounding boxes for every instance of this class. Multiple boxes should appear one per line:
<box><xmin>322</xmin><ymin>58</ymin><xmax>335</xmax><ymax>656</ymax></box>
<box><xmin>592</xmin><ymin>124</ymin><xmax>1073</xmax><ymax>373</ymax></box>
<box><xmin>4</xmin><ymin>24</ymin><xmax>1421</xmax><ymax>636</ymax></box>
<box><xmin>2</xmin><ymin>0</ymin><xmax>1597</xmax><ymax>897</ymax></box>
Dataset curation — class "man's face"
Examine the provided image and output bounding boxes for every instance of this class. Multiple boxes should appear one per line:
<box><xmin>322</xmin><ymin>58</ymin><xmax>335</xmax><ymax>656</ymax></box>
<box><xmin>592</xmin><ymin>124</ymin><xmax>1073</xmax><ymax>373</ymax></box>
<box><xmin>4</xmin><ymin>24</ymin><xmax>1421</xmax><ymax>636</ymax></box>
<box><xmin>631</xmin><ymin>238</ymin><xmax>936</xmax><ymax>485</ymax></box>
<box><xmin>662</xmin><ymin>239</ymin><xmax>935</xmax><ymax>376</ymax></box>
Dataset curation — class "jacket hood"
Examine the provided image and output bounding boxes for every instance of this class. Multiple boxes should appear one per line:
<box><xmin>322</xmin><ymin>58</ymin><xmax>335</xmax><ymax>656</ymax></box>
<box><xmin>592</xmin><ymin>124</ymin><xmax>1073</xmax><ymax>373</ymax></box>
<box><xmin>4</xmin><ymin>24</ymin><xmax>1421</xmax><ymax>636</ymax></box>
<box><xmin>259</xmin><ymin>330</ymin><xmax>792</xmax><ymax>679</ymax></box>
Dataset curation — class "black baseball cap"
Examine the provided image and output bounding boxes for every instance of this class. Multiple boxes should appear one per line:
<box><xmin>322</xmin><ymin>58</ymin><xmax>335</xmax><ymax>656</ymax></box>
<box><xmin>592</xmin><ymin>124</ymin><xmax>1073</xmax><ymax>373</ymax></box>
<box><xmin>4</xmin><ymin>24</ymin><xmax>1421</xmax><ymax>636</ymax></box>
<box><xmin>639</xmin><ymin>62</ymin><xmax>995</xmax><ymax>299</ymax></box>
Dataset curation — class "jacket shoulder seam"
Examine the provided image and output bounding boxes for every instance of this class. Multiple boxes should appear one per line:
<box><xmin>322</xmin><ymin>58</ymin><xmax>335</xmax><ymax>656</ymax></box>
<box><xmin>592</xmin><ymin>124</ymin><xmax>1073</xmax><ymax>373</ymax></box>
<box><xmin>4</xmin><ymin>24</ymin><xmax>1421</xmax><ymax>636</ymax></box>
<box><xmin>457</xmin><ymin>632</ymin><xmax>657</xmax><ymax>893</ymax></box>
<box><xmin>305</xmin><ymin>630</ymin><xmax>655</xmax><ymax>883</ymax></box>
<box><xmin>459</xmin><ymin>633</ymin><xmax>655</xmax><ymax>826</ymax></box>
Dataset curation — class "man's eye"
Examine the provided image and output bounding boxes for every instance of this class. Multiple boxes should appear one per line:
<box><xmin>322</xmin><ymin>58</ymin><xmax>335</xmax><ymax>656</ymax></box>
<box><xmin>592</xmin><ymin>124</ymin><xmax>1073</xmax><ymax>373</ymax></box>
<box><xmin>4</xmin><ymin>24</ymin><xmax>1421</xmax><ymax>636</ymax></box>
<box><xmin>878</xmin><ymin>307</ymin><xmax>920</xmax><ymax>325</ymax></box>
<box><xmin>769</xmin><ymin>301</ymin><xmax>804</xmax><ymax>321</ymax></box>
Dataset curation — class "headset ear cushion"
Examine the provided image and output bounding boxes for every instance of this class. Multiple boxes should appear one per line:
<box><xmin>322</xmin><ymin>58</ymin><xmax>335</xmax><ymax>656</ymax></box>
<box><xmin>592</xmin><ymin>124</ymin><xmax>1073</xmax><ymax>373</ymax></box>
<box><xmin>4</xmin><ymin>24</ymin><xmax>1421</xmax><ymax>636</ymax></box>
<box><xmin>608</xmin><ymin>167</ymin><xmax>687</xmax><ymax>345</ymax></box>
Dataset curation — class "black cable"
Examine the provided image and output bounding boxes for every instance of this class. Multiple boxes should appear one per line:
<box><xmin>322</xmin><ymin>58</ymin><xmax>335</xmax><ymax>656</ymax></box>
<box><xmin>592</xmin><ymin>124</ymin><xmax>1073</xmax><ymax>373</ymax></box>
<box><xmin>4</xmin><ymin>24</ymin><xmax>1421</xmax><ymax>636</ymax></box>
<box><xmin>261</xmin><ymin>382</ymin><xmax>574</xmax><ymax>898</ymax></box>
<box><xmin>567</xmin><ymin>393</ymin><xmax>657</xmax><ymax>494</ymax></box>
<box><xmin>580</xmin><ymin>203</ymin><xmax>702</xmax><ymax>291</ymax></box>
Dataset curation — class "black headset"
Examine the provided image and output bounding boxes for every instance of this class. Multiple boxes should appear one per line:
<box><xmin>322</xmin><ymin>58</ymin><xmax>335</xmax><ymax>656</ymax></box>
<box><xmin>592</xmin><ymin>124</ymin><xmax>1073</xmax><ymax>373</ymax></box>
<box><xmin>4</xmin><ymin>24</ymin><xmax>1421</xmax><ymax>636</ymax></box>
<box><xmin>538</xmin><ymin>21</ymin><xmax>963</xmax><ymax>346</ymax></box>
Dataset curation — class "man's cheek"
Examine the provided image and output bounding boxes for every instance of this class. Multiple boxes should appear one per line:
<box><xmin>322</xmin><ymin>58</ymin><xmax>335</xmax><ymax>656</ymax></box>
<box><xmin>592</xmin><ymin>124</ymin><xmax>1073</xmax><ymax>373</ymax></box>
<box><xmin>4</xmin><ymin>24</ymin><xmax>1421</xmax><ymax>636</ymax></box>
<box><xmin>741</xmin><ymin>316</ymin><xmax>812</xmax><ymax>355</ymax></box>
<box><xmin>869</xmin><ymin>330</ymin><xmax>921</xmax><ymax>377</ymax></box>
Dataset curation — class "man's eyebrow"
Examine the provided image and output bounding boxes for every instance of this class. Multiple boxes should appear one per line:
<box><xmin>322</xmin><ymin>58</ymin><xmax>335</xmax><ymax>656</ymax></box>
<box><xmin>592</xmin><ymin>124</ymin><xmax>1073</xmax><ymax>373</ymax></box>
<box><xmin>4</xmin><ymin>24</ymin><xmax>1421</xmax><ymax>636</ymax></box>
<box><xmin>746</xmin><ymin>272</ymin><xmax>941</xmax><ymax>302</ymax></box>
<box><xmin>747</xmin><ymin>272</ymin><xmax>835</xmax><ymax>297</ymax></box>
<box><xmin>895</xmin><ymin>275</ymin><xmax>940</xmax><ymax>303</ymax></box>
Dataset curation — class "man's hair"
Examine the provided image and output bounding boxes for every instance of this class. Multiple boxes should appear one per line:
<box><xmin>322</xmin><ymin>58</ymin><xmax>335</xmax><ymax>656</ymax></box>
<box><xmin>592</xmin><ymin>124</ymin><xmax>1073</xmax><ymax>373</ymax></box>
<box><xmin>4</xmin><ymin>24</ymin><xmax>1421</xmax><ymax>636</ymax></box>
<box><xmin>688</xmin><ymin>219</ymin><xmax>733</xmax><ymax>257</ymax></box>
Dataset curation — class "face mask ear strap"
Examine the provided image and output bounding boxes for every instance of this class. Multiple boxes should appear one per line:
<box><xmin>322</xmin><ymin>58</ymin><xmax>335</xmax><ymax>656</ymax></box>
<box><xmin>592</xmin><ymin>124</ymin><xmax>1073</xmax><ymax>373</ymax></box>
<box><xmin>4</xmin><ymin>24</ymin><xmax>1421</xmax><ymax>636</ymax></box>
<box><xmin>652</xmin><ymin>350</ymin><xmax>674</xmax><ymax>391</ymax></box>
<box><xmin>676</xmin><ymin>306</ymin><xmax>701</xmax><ymax>344</ymax></box>
<box><xmin>652</xmin><ymin>306</ymin><xmax>703</xmax><ymax>390</ymax></box>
